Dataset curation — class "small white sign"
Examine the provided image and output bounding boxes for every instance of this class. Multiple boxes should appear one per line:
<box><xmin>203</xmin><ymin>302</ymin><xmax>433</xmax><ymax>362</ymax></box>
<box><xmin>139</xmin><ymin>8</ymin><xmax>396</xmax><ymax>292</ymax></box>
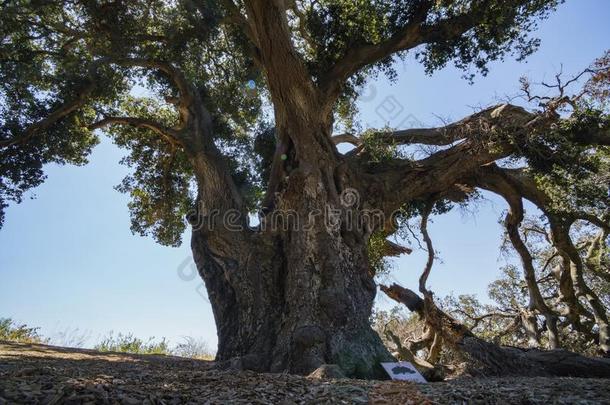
<box><xmin>381</xmin><ymin>361</ymin><xmax>427</xmax><ymax>383</ymax></box>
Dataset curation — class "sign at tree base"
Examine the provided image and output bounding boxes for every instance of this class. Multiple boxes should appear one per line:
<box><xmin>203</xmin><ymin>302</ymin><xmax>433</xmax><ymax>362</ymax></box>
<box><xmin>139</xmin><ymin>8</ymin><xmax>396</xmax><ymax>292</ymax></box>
<box><xmin>381</xmin><ymin>362</ymin><xmax>427</xmax><ymax>383</ymax></box>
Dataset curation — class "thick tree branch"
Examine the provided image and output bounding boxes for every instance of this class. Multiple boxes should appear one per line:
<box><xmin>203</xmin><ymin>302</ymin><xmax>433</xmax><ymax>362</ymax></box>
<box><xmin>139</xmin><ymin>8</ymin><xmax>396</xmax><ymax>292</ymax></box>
<box><xmin>107</xmin><ymin>58</ymin><xmax>191</xmax><ymax>100</ymax></box>
<box><xmin>242</xmin><ymin>0</ymin><xmax>318</xmax><ymax>105</ymax></box>
<box><xmin>474</xmin><ymin>169</ymin><xmax>560</xmax><ymax>348</ymax></box>
<box><xmin>382</xmin><ymin>240</ymin><xmax>413</xmax><ymax>257</ymax></box>
<box><xmin>418</xmin><ymin>201</ymin><xmax>435</xmax><ymax>295</ymax></box>
<box><xmin>585</xmin><ymin>230</ymin><xmax>610</xmax><ymax>283</ymax></box>
<box><xmin>479</xmin><ymin>166</ymin><xmax>609</xmax><ymax>232</ymax></box>
<box><xmin>319</xmin><ymin>0</ymin><xmax>497</xmax><ymax>102</ymax></box>
<box><xmin>88</xmin><ymin>116</ymin><xmax>183</xmax><ymax>145</ymax></box>
<box><xmin>469</xmin><ymin>165</ymin><xmax>609</xmax><ymax>354</ymax></box>
<box><xmin>331</xmin><ymin>133</ymin><xmax>361</xmax><ymax>146</ymax></box>
<box><xmin>360</xmin><ymin>102</ymin><xmax>610</xmax><ymax>218</ymax></box>
<box><xmin>381</xmin><ymin>283</ymin><xmax>610</xmax><ymax>377</ymax></box>
<box><xmin>219</xmin><ymin>0</ymin><xmax>263</xmax><ymax>66</ymax></box>
<box><xmin>102</xmin><ymin>58</ymin><xmax>244</xmax><ymax>212</ymax></box>
<box><xmin>0</xmin><ymin>81</ymin><xmax>95</xmax><ymax>149</ymax></box>
<box><xmin>1</xmin><ymin>57</ymin><xmax>206</xmax><ymax>150</ymax></box>
<box><xmin>343</xmin><ymin>103</ymin><xmax>535</xmax><ymax>156</ymax></box>
<box><xmin>550</xmin><ymin>217</ymin><xmax>610</xmax><ymax>355</ymax></box>
<box><xmin>108</xmin><ymin>57</ymin><xmax>224</xmax><ymax>156</ymax></box>
<box><xmin>333</xmin><ymin>114</ymin><xmax>503</xmax><ymax>148</ymax></box>
<box><xmin>332</xmin><ymin>127</ymin><xmax>458</xmax><ymax>148</ymax></box>
<box><xmin>318</xmin><ymin>0</ymin><xmax>433</xmax><ymax>100</ymax></box>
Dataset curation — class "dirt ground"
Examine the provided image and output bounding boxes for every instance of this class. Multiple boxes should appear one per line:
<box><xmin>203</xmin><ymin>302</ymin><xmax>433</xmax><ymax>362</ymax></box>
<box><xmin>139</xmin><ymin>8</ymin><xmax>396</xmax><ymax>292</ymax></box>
<box><xmin>1</xmin><ymin>341</ymin><xmax>609</xmax><ymax>404</ymax></box>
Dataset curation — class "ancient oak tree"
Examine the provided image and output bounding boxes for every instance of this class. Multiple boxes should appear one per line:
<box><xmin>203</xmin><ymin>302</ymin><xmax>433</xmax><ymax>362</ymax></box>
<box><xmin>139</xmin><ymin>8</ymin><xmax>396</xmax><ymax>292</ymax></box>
<box><xmin>1</xmin><ymin>0</ymin><xmax>608</xmax><ymax>378</ymax></box>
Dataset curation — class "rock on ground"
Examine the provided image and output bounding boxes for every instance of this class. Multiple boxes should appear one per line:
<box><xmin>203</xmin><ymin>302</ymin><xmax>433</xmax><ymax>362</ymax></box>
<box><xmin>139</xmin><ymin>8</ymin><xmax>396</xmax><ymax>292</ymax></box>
<box><xmin>1</xmin><ymin>342</ymin><xmax>609</xmax><ymax>404</ymax></box>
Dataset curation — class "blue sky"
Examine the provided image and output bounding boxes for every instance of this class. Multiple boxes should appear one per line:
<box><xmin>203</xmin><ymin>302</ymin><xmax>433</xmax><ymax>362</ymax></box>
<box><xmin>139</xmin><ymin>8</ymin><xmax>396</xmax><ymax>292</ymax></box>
<box><xmin>1</xmin><ymin>0</ymin><xmax>609</xmax><ymax>350</ymax></box>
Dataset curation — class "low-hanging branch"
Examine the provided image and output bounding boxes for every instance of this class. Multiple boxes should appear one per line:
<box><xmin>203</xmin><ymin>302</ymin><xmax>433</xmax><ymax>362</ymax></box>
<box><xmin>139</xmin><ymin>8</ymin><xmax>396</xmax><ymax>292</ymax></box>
<box><xmin>380</xmin><ymin>282</ymin><xmax>610</xmax><ymax>378</ymax></box>
<box><xmin>0</xmin><ymin>56</ymin><xmax>113</xmax><ymax>148</ymax></box>
<box><xmin>469</xmin><ymin>164</ymin><xmax>610</xmax><ymax>355</ymax></box>
<box><xmin>475</xmin><ymin>169</ymin><xmax>561</xmax><ymax>348</ymax></box>
<box><xmin>0</xmin><ymin>56</ymin><xmax>206</xmax><ymax>151</ymax></box>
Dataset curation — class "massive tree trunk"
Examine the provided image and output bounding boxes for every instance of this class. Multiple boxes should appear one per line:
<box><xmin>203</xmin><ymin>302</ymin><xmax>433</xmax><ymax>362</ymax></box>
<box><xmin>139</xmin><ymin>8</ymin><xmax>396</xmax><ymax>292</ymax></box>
<box><xmin>186</xmin><ymin>1</ymin><xmax>400</xmax><ymax>376</ymax></box>
<box><xmin>190</xmin><ymin>164</ymin><xmax>393</xmax><ymax>378</ymax></box>
<box><xmin>187</xmin><ymin>89</ymin><xmax>394</xmax><ymax>377</ymax></box>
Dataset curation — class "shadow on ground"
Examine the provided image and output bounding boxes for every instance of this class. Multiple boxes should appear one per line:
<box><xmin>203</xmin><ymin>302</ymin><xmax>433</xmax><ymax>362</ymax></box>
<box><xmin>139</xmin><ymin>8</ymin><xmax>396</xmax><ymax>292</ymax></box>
<box><xmin>1</xmin><ymin>342</ymin><xmax>609</xmax><ymax>404</ymax></box>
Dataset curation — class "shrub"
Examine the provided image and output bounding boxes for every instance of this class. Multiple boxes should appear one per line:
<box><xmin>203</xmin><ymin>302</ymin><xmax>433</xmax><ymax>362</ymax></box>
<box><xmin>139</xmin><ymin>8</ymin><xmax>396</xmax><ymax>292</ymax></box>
<box><xmin>0</xmin><ymin>318</ymin><xmax>46</xmax><ymax>344</ymax></box>
<box><xmin>94</xmin><ymin>332</ymin><xmax>170</xmax><ymax>355</ymax></box>
<box><xmin>173</xmin><ymin>336</ymin><xmax>215</xmax><ymax>360</ymax></box>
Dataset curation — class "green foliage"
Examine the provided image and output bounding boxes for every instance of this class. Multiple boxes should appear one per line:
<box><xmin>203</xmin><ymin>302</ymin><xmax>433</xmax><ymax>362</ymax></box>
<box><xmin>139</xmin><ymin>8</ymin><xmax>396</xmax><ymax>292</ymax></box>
<box><xmin>300</xmin><ymin>0</ymin><xmax>562</xmax><ymax>86</ymax></box>
<box><xmin>0</xmin><ymin>0</ymin><xmax>566</xmax><ymax>243</ymax></box>
<box><xmin>0</xmin><ymin>318</ymin><xmax>46</xmax><ymax>344</ymax></box>
<box><xmin>487</xmin><ymin>265</ymin><xmax>528</xmax><ymax>310</ymax></box>
<box><xmin>0</xmin><ymin>317</ymin><xmax>218</xmax><ymax>358</ymax></box>
<box><xmin>446</xmin><ymin>217</ymin><xmax>610</xmax><ymax>355</ymax></box>
<box><xmin>0</xmin><ymin>0</ymin><xmax>263</xmax><ymax>239</ymax></box>
<box><xmin>94</xmin><ymin>332</ymin><xmax>170</xmax><ymax>355</ymax></box>
<box><xmin>418</xmin><ymin>0</ymin><xmax>563</xmax><ymax>81</ymax></box>
<box><xmin>304</xmin><ymin>0</ymin><xmax>397</xmax><ymax>78</ymax></box>
<box><xmin>399</xmin><ymin>198</ymin><xmax>454</xmax><ymax>219</ymax></box>
<box><xmin>367</xmin><ymin>232</ymin><xmax>393</xmax><ymax>276</ymax></box>
<box><xmin>377</xmin><ymin>215</ymin><xmax>609</xmax><ymax>358</ymax></box>
<box><xmin>0</xmin><ymin>1</ymin><xmax>126</xmax><ymax>227</ymax></box>
<box><xmin>511</xmin><ymin>58</ymin><xmax>610</xmax><ymax>217</ymax></box>
<box><xmin>527</xmin><ymin>110</ymin><xmax>610</xmax><ymax>215</ymax></box>
<box><xmin>361</xmin><ymin>128</ymin><xmax>402</xmax><ymax>163</ymax></box>
<box><xmin>109</xmin><ymin>98</ymin><xmax>194</xmax><ymax>246</ymax></box>
<box><xmin>93</xmin><ymin>332</ymin><xmax>217</xmax><ymax>358</ymax></box>
<box><xmin>440</xmin><ymin>291</ymin><xmax>528</xmax><ymax>347</ymax></box>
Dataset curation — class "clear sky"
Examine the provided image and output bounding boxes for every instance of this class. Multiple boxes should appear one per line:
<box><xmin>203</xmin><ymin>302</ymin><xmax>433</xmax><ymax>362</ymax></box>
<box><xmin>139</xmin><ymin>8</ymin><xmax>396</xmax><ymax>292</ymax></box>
<box><xmin>1</xmin><ymin>0</ymin><xmax>609</xmax><ymax>350</ymax></box>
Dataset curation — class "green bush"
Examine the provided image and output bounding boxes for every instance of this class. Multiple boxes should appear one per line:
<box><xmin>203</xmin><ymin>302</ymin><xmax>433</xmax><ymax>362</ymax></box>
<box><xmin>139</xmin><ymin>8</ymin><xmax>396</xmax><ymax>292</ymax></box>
<box><xmin>94</xmin><ymin>332</ymin><xmax>170</xmax><ymax>355</ymax></box>
<box><xmin>1</xmin><ymin>317</ymin><xmax>215</xmax><ymax>359</ymax></box>
<box><xmin>0</xmin><ymin>318</ymin><xmax>46</xmax><ymax>344</ymax></box>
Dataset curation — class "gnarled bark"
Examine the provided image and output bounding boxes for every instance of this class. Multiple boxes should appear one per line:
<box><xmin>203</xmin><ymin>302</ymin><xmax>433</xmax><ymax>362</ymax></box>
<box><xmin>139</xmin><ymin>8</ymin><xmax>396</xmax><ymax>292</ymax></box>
<box><xmin>190</xmin><ymin>173</ymin><xmax>394</xmax><ymax>378</ymax></box>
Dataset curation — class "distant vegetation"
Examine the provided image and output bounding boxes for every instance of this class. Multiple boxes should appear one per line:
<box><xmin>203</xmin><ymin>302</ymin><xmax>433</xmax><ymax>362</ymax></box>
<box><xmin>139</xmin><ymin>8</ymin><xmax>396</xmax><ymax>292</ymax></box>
<box><xmin>173</xmin><ymin>336</ymin><xmax>215</xmax><ymax>360</ymax></box>
<box><xmin>94</xmin><ymin>332</ymin><xmax>170</xmax><ymax>355</ymax></box>
<box><xmin>0</xmin><ymin>317</ymin><xmax>214</xmax><ymax>359</ymax></box>
<box><xmin>0</xmin><ymin>318</ymin><xmax>47</xmax><ymax>344</ymax></box>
